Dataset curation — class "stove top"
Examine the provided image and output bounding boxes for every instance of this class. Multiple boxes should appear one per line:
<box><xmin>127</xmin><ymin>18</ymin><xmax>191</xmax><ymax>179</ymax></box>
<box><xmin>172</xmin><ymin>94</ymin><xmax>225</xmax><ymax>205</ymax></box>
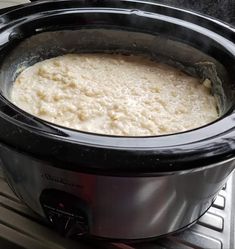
<box><xmin>1</xmin><ymin>166</ymin><xmax>235</xmax><ymax>249</ymax></box>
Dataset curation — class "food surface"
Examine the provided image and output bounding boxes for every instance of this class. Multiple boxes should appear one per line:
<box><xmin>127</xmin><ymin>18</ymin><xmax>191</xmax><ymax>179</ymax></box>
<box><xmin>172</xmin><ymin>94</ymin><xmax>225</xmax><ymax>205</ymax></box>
<box><xmin>11</xmin><ymin>53</ymin><xmax>218</xmax><ymax>136</ymax></box>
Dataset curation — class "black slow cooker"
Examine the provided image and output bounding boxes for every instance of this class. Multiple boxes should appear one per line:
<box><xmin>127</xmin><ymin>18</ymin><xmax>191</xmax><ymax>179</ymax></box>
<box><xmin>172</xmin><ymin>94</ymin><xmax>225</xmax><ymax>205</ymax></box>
<box><xmin>0</xmin><ymin>0</ymin><xmax>234</xmax><ymax>241</ymax></box>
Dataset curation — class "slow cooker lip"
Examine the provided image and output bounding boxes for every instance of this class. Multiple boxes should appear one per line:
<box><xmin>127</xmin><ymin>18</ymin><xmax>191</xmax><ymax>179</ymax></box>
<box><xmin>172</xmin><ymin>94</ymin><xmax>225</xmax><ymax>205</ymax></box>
<box><xmin>1</xmin><ymin>88</ymin><xmax>235</xmax><ymax>150</ymax></box>
<box><xmin>1</xmin><ymin>136</ymin><xmax>235</xmax><ymax>177</ymax></box>
<box><xmin>0</xmin><ymin>0</ymin><xmax>234</xmax><ymax>174</ymax></box>
<box><xmin>1</xmin><ymin>0</ymin><xmax>235</xmax><ymax>35</ymax></box>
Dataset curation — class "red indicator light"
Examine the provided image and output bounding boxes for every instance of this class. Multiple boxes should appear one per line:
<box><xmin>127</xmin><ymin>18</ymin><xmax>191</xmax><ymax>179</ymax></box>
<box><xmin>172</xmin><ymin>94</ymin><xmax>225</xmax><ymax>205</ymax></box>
<box><xmin>58</xmin><ymin>203</ymin><xmax>65</xmax><ymax>209</ymax></box>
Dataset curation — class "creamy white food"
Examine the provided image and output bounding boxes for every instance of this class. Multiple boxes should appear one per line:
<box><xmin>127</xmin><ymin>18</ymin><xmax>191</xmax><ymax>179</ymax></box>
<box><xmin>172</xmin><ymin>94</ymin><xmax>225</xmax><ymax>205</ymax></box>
<box><xmin>11</xmin><ymin>54</ymin><xmax>218</xmax><ymax>136</ymax></box>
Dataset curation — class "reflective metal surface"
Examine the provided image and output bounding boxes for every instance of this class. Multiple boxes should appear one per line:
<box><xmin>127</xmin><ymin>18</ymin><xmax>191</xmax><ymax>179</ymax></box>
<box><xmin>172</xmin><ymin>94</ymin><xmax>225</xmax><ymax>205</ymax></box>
<box><xmin>1</xmin><ymin>166</ymin><xmax>235</xmax><ymax>248</ymax></box>
<box><xmin>1</xmin><ymin>143</ymin><xmax>235</xmax><ymax>239</ymax></box>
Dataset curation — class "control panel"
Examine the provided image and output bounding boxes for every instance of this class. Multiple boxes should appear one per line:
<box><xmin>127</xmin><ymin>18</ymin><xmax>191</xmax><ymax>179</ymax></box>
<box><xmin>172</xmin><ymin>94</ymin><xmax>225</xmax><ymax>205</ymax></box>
<box><xmin>40</xmin><ymin>189</ymin><xmax>89</xmax><ymax>238</ymax></box>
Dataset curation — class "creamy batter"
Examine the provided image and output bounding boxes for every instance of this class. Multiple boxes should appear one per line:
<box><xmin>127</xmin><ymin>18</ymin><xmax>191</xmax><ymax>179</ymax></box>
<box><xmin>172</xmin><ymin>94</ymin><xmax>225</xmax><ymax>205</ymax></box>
<box><xmin>11</xmin><ymin>54</ymin><xmax>218</xmax><ymax>136</ymax></box>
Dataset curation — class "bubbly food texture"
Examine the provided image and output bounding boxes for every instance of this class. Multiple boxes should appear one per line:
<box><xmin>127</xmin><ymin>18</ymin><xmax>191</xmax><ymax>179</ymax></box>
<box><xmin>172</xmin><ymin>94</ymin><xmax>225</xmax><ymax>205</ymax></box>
<box><xmin>11</xmin><ymin>54</ymin><xmax>218</xmax><ymax>136</ymax></box>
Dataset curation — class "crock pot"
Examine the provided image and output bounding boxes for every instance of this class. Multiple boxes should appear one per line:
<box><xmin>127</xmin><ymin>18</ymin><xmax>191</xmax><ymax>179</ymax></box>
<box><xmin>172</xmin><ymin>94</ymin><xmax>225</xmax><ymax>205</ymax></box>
<box><xmin>0</xmin><ymin>0</ymin><xmax>234</xmax><ymax>241</ymax></box>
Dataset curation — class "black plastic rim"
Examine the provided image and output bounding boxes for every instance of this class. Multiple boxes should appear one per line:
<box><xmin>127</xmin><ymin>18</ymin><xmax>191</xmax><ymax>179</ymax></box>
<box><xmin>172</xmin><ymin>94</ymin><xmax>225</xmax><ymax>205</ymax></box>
<box><xmin>0</xmin><ymin>0</ymin><xmax>234</xmax><ymax>175</ymax></box>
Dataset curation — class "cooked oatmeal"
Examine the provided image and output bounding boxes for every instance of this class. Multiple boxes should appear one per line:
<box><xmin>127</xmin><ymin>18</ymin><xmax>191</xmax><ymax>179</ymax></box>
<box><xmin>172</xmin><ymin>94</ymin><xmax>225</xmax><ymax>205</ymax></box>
<box><xmin>11</xmin><ymin>54</ymin><xmax>218</xmax><ymax>136</ymax></box>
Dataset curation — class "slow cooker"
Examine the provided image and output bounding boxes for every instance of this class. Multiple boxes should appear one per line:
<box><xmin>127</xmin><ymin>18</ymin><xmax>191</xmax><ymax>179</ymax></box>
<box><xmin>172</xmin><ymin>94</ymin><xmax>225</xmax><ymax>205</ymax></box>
<box><xmin>0</xmin><ymin>0</ymin><xmax>234</xmax><ymax>241</ymax></box>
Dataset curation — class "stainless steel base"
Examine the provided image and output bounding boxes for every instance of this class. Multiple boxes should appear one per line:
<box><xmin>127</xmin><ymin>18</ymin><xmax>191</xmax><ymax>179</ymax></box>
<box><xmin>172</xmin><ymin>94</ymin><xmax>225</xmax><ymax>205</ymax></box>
<box><xmin>2</xmin><ymin>141</ymin><xmax>235</xmax><ymax>240</ymax></box>
<box><xmin>1</xmin><ymin>166</ymin><xmax>234</xmax><ymax>249</ymax></box>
